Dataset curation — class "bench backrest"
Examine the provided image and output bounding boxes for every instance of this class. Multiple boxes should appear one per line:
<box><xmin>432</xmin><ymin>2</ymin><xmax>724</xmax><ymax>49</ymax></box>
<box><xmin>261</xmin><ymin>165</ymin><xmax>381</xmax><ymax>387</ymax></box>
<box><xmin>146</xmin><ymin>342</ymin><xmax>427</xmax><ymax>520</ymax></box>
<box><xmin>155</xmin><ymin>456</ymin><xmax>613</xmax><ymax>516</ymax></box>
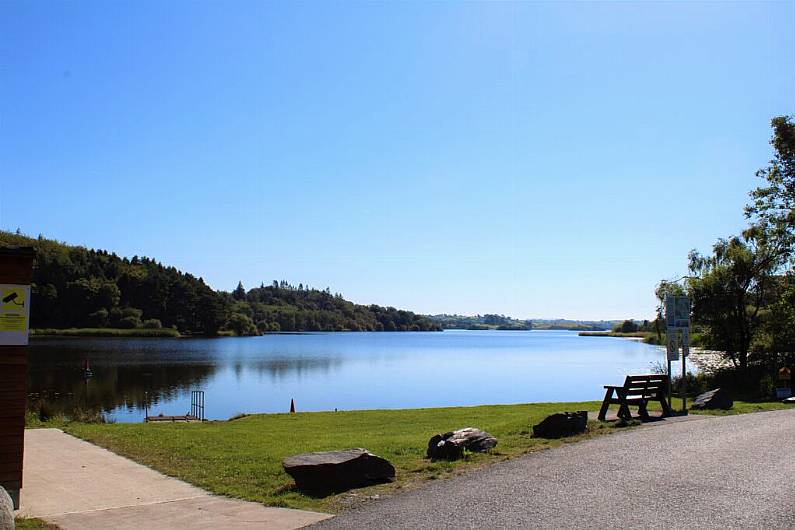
<box><xmin>623</xmin><ymin>374</ymin><xmax>669</xmax><ymax>397</ymax></box>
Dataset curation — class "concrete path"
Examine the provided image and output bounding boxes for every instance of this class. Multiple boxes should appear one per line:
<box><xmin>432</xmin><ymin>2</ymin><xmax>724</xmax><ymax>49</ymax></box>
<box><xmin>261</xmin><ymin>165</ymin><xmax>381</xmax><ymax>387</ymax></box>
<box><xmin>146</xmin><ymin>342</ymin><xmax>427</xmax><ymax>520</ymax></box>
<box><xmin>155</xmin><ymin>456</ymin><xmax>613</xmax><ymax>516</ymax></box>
<box><xmin>17</xmin><ymin>429</ymin><xmax>332</xmax><ymax>529</ymax></box>
<box><xmin>316</xmin><ymin>409</ymin><xmax>795</xmax><ymax>529</ymax></box>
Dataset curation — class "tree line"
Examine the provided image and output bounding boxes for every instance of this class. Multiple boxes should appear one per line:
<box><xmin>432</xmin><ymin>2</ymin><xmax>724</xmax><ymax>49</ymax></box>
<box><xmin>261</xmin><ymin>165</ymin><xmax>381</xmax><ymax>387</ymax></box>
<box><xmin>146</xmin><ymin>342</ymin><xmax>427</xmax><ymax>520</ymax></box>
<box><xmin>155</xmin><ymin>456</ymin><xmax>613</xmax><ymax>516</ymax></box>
<box><xmin>661</xmin><ymin>115</ymin><xmax>795</xmax><ymax>396</ymax></box>
<box><xmin>0</xmin><ymin>231</ymin><xmax>441</xmax><ymax>335</ymax></box>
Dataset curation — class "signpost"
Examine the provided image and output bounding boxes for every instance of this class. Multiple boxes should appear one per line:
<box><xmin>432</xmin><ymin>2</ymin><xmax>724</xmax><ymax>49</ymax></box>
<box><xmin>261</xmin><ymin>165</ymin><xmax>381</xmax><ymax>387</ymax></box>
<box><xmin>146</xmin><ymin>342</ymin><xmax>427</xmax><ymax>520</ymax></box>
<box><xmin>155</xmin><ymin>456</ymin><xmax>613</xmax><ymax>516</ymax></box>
<box><xmin>0</xmin><ymin>247</ymin><xmax>35</xmax><ymax>509</ymax></box>
<box><xmin>665</xmin><ymin>295</ymin><xmax>691</xmax><ymax>413</ymax></box>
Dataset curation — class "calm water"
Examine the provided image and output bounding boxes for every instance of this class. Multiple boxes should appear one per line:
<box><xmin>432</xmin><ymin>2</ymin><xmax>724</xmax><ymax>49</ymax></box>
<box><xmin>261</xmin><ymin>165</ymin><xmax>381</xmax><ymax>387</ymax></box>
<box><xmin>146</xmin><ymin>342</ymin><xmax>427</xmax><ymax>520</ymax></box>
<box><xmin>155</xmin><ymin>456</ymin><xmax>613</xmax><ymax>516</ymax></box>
<box><xmin>28</xmin><ymin>330</ymin><xmax>666</xmax><ymax>422</ymax></box>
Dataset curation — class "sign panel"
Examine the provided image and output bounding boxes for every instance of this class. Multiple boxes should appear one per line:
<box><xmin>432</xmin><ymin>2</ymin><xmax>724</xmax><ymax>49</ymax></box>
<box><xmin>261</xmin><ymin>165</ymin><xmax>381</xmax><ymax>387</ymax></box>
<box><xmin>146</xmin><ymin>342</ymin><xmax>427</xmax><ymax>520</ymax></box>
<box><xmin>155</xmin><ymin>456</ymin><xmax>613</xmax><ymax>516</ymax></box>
<box><xmin>0</xmin><ymin>284</ymin><xmax>30</xmax><ymax>345</ymax></box>
<box><xmin>665</xmin><ymin>295</ymin><xmax>691</xmax><ymax>329</ymax></box>
<box><xmin>666</xmin><ymin>328</ymin><xmax>680</xmax><ymax>361</ymax></box>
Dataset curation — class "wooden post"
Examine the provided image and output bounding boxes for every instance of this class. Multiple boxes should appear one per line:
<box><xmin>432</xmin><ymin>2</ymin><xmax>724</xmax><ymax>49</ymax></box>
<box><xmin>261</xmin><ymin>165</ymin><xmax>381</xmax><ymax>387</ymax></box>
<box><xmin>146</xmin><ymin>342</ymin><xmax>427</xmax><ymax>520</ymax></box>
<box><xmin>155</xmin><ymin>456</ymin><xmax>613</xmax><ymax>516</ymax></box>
<box><xmin>681</xmin><ymin>350</ymin><xmax>687</xmax><ymax>413</ymax></box>
<box><xmin>667</xmin><ymin>359</ymin><xmax>673</xmax><ymax>410</ymax></box>
<box><xmin>0</xmin><ymin>246</ymin><xmax>35</xmax><ymax>509</ymax></box>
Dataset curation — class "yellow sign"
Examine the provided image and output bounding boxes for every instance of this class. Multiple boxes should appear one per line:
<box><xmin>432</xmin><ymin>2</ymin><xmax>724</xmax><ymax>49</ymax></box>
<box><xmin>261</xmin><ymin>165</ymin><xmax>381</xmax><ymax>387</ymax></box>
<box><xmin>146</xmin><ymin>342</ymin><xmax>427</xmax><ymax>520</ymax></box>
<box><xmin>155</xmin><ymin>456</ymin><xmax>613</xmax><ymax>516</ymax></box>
<box><xmin>0</xmin><ymin>284</ymin><xmax>30</xmax><ymax>343</ymax></box>
<box><xmin>2</xmin><ymin>287</ymin><xmax>26</xmax><ymax>310</ymax></box>
<box><xmin>0</xmin><ymin>312</ymin><xmax>26</xmax><ymax>331</ymax></box>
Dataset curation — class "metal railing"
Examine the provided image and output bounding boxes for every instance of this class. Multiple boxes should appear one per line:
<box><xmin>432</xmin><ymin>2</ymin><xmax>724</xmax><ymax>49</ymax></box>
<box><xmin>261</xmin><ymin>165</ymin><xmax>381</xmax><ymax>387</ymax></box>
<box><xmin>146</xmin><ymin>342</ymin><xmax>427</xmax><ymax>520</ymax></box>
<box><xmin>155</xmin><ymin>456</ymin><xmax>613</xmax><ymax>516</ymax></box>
<box><xmin>190</xmin><ymin>390</ymin><xmax>205</xmax><ymax>421</ymax></box>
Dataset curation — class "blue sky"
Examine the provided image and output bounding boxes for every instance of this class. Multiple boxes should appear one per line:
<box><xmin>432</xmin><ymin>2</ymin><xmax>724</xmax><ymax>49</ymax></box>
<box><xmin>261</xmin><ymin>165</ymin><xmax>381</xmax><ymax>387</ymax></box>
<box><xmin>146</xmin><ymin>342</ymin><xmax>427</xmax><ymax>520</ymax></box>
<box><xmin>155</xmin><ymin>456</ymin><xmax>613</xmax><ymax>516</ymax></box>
<box><xmin>1</xmin><ymin>1</ymin><xmax>793</xmax><ymax>320</ymax></box>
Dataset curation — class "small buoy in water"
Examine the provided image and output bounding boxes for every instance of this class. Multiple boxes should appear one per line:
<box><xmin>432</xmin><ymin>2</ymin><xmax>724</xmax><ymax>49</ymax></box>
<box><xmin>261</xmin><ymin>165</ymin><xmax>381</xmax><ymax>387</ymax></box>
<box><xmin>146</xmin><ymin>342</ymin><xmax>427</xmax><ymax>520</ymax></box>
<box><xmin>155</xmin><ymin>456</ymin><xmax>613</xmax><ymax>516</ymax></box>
<box><xmin>83</xmin><ymin>359</ymin><xmax>93</xmax><ymax>379</ymax></box>
<box><xmin>290</xmin><ymin>398</ymin><xmax>296</xmax><ymax>414</ymax></box>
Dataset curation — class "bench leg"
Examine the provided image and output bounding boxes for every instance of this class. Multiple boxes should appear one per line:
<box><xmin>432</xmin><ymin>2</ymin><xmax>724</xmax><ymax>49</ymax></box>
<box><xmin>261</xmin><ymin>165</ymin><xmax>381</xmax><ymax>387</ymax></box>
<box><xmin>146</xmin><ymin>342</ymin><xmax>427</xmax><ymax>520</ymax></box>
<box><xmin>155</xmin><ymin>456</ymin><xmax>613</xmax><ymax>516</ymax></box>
<box><xmin>598</xmin><ymin>388</ymin><xmax>614</xmax><ymax>421</ymax></box>
<box><xmin>659</xmin><ymin>397</ymin><xmax>672</xmax><ymax>417</ymax></box>
<box><xmin>615</xmin><ymin>389</ymin><xmax>632</xmax><ymax>420</ymax></box>
<box><xmin>638</xmin><ymin>400</ymin><xmax>650</xmax><ymax>419</ymax></box>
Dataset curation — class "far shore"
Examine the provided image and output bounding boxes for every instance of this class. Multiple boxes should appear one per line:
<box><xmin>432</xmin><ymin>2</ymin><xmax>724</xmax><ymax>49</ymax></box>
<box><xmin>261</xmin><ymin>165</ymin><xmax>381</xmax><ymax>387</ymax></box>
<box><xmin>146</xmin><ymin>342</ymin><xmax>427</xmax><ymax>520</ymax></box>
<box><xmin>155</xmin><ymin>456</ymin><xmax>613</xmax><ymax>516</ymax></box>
<box><xmin>31</xmin><ymin>327</ymin><xmax>182</xmax><ymax>338</ymax></box>
<box><xmin>29</xmin><ymin>327</ymin><xmax>548</xmax><ymax>339</ymax></box>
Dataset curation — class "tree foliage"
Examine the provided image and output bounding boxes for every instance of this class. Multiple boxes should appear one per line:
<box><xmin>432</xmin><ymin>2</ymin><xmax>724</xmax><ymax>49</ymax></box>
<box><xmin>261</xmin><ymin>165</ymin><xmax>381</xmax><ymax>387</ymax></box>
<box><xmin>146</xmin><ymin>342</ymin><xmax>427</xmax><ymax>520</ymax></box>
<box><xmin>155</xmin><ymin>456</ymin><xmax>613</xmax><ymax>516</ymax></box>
<box><xmin>687</xmin><ymin>236</ymin><xmax>781</xmax><ymax>370</ymax></box>
<box><xmin>0</xmin><ymin>231</ymin><xmax>441</xmax><ymax>335</ymax></box>
<box><xmin>664</xmin><ymin>116</ymin><xmax>795</xmax><ymax>394</ymax></box>
<box><xmin>746</xmin><ymin>115</ymin><xmax>795</xmax><ymax>259</ymax></box>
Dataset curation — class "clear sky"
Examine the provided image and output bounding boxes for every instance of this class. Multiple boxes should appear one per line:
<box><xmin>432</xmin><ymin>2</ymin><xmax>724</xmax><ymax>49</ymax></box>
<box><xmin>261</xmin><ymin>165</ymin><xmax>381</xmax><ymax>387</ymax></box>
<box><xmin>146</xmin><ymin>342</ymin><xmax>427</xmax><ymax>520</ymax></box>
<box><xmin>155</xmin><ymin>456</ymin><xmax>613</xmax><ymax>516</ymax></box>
<box><xmin>1</xmin><ymin>1</ymin><xmax>793</xmax><ymax>320</ymax></box>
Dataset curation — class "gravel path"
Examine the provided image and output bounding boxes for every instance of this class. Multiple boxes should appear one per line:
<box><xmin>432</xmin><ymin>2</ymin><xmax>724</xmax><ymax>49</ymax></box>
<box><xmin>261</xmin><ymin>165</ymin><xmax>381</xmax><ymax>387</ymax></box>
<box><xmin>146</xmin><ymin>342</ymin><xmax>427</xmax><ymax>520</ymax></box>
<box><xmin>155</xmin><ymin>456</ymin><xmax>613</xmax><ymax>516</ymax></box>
<box><xmin>315</xmin><ymin>410</ymin><xmax>795</xmax><ymax>529</ymax></box>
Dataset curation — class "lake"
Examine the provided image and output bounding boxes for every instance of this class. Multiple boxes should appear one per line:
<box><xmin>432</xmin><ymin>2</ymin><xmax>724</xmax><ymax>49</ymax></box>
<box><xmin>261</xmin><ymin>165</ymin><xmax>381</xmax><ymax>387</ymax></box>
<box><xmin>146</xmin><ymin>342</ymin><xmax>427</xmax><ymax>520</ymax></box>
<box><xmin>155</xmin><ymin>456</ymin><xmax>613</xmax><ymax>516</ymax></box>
<box><xmin>27</xmin><ymin>330</ymin><xmax>666</xmax><ymax>422</ymax></box>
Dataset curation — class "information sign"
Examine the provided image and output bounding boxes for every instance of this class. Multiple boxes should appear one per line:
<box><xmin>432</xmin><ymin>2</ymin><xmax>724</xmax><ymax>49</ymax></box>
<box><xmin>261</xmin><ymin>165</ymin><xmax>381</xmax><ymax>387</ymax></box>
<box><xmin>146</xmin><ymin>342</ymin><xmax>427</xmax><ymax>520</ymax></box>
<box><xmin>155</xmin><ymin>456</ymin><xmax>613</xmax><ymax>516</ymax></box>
<box><xmin>0</xmin><ymin>284</ymin><xmax>31</xmax><ymax>345</ymax></box>
<box><xmin>667</xmin><ymin>328</ymin><xmax>680</xmax><ymax>361</ymax></box>
<box><xmin>665</xmin><ymin>295</ymin><xmax>691</xmax><ymax>329</ymax></box>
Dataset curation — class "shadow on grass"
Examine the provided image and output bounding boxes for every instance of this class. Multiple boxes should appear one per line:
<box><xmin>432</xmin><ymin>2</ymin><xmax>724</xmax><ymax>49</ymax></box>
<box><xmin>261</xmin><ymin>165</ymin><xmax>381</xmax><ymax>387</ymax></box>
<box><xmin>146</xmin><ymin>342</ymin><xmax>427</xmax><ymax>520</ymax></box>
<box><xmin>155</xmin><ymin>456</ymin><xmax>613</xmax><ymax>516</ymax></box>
<box><xmin>276</xmin><ymin>478</ymin><xmax>396</xmax><ymax>499</ymax></box>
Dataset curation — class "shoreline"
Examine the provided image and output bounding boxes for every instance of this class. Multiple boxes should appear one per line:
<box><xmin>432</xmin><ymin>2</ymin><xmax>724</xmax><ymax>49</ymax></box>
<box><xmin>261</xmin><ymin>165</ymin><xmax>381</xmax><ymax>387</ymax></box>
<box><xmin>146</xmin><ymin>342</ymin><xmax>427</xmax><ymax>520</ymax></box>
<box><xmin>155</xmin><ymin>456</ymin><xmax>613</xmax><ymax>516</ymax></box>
<box><xmin>29</xmin><ymin>327</ymin><xmax>554</xmax><ymax>339</ymax></box>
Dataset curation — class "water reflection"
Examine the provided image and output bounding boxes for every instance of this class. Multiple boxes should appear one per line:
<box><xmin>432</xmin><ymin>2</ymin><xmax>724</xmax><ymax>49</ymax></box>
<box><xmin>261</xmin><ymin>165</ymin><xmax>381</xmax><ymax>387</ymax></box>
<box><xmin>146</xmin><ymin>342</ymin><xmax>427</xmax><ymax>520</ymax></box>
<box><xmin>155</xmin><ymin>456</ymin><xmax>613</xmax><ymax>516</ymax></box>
<box><xmin>27</xmin><ymin>332</ymin><xmax>666</xmax><ymax>422</ymax></box>
<box><xmin>28</xmin><ymin>346</ymin><xmax>216</xmax><ymax>416</ymax></box>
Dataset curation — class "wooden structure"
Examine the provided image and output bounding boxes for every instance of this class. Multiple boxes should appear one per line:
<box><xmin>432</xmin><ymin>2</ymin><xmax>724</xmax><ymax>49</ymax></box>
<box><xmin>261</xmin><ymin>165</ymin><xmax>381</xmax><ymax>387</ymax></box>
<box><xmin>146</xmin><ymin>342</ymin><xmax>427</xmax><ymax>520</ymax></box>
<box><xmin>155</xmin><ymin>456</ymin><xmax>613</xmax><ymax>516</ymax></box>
<box><xmin>598</xmin><ymin>374</ymin><xmax>672</xmax><ymax>421</ymax></box>
<box><xmin>0</xmin><ymin>246</ymin><xmax>35</xmax><ymax>509</ymax></box>
<box><xmin>144</xmin><ymin>414</ymin><xmax>202</xmax><ymax>423</ymax></box>
<box><xmin>145</xmin><ymin>390</ymin><xmax>204</xmax><ymax>423</ymax></box>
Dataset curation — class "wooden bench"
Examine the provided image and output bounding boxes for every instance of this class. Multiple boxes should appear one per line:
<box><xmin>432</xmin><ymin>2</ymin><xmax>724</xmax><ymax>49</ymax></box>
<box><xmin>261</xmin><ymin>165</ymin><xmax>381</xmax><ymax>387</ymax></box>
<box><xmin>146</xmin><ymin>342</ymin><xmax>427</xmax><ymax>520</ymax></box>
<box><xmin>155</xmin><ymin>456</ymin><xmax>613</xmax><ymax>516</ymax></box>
<box><xmin>598</xmin><ymin>374</ymin><xmax>672</xmax><ymax>421</ymax></box>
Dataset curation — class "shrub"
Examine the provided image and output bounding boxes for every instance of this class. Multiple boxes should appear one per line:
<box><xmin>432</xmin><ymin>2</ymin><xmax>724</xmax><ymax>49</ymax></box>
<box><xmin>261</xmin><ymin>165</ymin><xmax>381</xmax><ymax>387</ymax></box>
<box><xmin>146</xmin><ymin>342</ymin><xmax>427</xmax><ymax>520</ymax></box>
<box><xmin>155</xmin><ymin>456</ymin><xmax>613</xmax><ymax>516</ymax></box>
<box><xmin>118</xmin><ymin>316</ymin><xmax>141</xmax><ymax>329</ymax></box>
<box><xmin>227</xmin><ymin>313</ymin><xmax>258</xmax><ymax>336</ymax></box>
<box><xmin>86</xmin><ymin>308</ymin><xmax>109</xmax><ymax>327</ymax></box>
<box><xmin>142</xmin><ymin>318</ymin><xmax>163</xmax><ymax>329</ymax></box>
<box><xmin>121</xmin><ymin>307</ymin><xmax>144</xmax><ymax>319</ymax></box>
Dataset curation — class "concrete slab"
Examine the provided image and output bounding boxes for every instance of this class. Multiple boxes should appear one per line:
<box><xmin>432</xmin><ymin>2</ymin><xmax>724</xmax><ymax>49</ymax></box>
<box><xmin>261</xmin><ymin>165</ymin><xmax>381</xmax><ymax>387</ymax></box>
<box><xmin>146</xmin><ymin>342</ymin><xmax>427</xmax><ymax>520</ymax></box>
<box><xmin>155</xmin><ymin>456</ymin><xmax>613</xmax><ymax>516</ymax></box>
<box><xmin>17</xmin><ymin>429</ymin><xmax>332</xmax><ymax>529</ymax></box>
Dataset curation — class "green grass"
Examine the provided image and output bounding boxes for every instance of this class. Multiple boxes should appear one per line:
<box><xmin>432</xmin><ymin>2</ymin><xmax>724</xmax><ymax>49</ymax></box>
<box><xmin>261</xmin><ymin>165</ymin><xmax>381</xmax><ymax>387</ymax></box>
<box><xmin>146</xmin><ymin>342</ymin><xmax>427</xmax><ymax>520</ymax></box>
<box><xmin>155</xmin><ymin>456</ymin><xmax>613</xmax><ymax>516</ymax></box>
<box><xmin>578</xmin><ymin>331</ymin><xmax>650</xmax><ymax>339</ymax></box>
<box><xmin>578</xmin><ymin>331</ymin><xmax>667</xmax><ymax>345</ymax></box>
<box><xmin>30</xmin><ymin>327</ymin><xmax>181</xmax><ymax>338</ymax></box>
<box><xmin>15</xmin><ymin>518</ymin><xmax>60</xmax><ymax>529</ymax></box>
<box><xmin>64</xmin><ymin>402</ymin><xmax>618</xmax><ymax>513</ymax></box>
<box><xmin>53</xmin><ymin>398</ymin><xmax>795</xmax><ymax>514</ymax></box>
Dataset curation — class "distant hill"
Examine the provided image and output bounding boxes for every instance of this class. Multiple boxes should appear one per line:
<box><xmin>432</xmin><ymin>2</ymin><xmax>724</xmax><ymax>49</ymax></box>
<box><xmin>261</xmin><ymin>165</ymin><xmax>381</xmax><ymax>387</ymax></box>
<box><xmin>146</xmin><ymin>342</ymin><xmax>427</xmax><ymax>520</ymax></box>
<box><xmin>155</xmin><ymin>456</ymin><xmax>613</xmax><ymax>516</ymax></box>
<box><xmin>0</xmin><ymin>231</ymin><xmax>440</xmax><ymax>335</ymax></box>
<box><xmin>427</xmin><ymin>315</ymin><xmax>619</xmax><ymax>331</ymax></box>
<box><xmin>529</xmin><ymin>319</ymin><xmax>619</xmax><ymax>331</ymax></box>
<box><xmin>428</xmin><ymin>314</ymin><xmax>532</xmax><ymax>330</ymax></box>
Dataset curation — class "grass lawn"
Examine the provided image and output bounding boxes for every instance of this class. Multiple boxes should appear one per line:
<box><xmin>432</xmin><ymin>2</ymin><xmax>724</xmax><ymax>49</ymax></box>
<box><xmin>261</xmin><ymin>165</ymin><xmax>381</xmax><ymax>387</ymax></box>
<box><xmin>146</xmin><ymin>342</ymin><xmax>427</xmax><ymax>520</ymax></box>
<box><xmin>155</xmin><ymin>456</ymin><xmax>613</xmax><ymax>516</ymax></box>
<box><xmin>15</xmin><ymin>518</ymin><xmax>60</xmax><ymax>529</ymax></box>
<box><xmin>578</xmin><ymin>331</ymin><xmax>649</xmax><ymax>338</ymax></box>
<box><xmin>64</xmin><ymin>402</ymin><xmax>623</xmax><ymax>513</ymax></box>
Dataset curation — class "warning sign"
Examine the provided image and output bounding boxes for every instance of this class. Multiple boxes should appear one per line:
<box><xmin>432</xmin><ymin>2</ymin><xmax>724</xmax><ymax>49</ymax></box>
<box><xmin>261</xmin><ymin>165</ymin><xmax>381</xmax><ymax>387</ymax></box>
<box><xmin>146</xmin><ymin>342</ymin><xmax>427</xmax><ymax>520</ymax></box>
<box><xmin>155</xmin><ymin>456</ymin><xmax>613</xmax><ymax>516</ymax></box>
<box><xmin>0</xmin><ymin>284</ymin><xmax>31</xmax><ymax>345</ymax></box>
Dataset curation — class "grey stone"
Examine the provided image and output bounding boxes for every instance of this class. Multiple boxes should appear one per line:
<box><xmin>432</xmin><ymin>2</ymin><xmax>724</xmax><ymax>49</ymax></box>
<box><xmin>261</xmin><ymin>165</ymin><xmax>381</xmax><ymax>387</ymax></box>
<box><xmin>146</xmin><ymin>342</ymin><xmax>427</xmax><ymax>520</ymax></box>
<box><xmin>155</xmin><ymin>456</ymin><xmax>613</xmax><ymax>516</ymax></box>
<box><xmin>692</xmin><ymin>388</ymin><xmax>733</xmax><ymax>410</ymax></box>
<box><xmin>0</xmin><ymin>486</ymin><xmax>13</xmax><ymax>530</ymax></box>
<box><xmin>426</xmin><ymin>427</ymin><xmax>497</xmax><ymax>460</ymax></box>
<box><xmin>532</xmin><ymin>411</ymin><xmax>588</xmax><ymax>439</ymax></box>
<box><xmin>283</xmin><ymin>448</ymin><xmax>394</xmax><ymax>493</ymax></box>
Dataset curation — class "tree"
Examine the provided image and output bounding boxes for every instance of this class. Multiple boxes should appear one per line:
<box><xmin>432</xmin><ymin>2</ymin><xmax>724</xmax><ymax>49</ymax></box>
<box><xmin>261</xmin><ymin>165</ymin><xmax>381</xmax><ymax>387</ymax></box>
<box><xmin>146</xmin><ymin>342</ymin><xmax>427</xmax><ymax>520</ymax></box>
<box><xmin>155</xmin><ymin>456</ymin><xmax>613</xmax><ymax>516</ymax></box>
<box><xmin>233</xmin><ymin>281</ymin><xmax>246</xmax><ymax>301</ymax></box>
<box><xmin>227</xmin><ymin>313</ymin><xmax>257</xmax><ymax>336</ymax></box>
<box><xmin>196</xmin><ymin>290</ymin><xmax>226</xmax><ymax>335</ymax></box>
<box><xmin>613</xmin><ymin>320</ymin><xmax>639</xmax><ymax>333</ymax></box>
<box><xmin>746</xmin><ymin>116</ymin><xmax>795</xmax><ymax>261</ymax></box>
<box><xmin>687</xmin><ymin>235</ymin><xmax>781</xmax><ymax>374</ymax></box>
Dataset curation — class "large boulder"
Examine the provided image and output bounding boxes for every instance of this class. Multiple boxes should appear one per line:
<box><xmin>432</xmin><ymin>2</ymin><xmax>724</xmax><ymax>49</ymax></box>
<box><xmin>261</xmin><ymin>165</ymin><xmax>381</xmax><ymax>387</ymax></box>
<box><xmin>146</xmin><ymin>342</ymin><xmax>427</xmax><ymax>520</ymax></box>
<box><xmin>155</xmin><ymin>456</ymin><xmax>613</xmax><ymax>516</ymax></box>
<box><xmin>282</xmin><ymin>448</ymin><xmax>394</xmax><ymax>493</ymax></box>
<box><xmin>532</xmin><ymin>411</ymin><xmax>588</xmax><ymax>439</ymax></box>
<box><xmin>0</xmin><ymin>486</ymin><xmax>13</xmax><ymax>530</ymax></box>
<box><xmin>692</xmin><ymin>388</ymin><xmax>733</xmax><ymax>410</ymax></box>
<box><xmin>426</xmin><ymin>427</ymin><xmax>497</xmax><ymax>460</ymax></box>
